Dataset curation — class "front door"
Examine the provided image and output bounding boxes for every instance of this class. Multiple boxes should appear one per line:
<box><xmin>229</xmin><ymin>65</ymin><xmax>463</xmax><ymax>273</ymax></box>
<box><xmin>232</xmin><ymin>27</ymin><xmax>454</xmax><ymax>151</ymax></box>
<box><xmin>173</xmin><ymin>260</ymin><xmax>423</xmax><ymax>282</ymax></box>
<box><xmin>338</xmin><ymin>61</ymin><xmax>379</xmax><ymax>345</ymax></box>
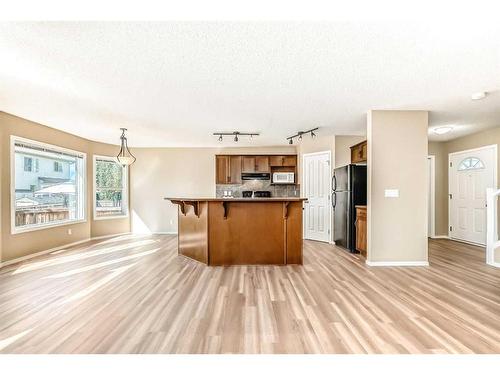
<box><xmin>303</xmin><ymin>152</ymin><xmax>331</xmax><ymax>242</ymax></box>
<box><xmin>449</xmin><ymin>146</ymin><xmax>497</xmax><ymax>245</ymax></box>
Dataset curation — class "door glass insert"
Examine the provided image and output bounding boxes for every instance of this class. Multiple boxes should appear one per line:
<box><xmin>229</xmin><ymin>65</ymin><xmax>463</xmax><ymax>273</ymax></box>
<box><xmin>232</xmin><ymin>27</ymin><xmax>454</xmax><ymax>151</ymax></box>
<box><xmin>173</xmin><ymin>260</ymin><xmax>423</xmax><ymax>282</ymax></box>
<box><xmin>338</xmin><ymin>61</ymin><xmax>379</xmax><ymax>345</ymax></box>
<box><xmin>458</xmin><ymin>157</ymin><xmax>485</xmax><ymax>171</ymax></box>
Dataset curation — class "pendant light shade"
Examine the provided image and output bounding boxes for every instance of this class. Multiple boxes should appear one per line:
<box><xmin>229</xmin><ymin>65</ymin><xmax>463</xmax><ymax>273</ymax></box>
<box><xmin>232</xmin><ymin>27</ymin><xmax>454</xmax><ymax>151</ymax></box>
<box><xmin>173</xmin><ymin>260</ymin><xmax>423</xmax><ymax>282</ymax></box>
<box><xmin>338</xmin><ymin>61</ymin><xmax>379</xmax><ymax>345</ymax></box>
<box><xmin>116</xmin><ymin>128</ymin><xmax>136</xmax><ymax>166</ymax></box>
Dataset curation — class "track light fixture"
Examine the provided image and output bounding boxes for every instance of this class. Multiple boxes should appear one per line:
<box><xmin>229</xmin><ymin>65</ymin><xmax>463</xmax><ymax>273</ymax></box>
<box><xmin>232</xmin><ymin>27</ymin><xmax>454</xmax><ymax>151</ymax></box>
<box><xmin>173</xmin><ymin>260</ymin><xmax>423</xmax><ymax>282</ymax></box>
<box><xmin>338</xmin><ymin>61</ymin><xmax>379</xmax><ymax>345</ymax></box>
<box><xmin>213</xmin><ymin>131</ymin><xmax>259</xmax><ymax>143</ymax></box>
<box><xmin>286</xmin><ymin>127</ymin><xmax>319</xmax><ymax>145</ymax></box>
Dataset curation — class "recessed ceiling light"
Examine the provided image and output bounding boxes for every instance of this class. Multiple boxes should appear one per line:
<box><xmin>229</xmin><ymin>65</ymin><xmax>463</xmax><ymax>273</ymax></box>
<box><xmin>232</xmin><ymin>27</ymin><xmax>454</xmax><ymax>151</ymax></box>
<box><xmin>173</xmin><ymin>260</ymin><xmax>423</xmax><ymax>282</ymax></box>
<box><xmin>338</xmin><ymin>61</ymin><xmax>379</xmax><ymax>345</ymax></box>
<box><xmin>471</xmin><ymin>92</ymin><xmax>487</xmax><ymax>100</ymax></box>
<box><xmin>433</xmin><ymin>126</ymin><xmax>453</xmax><ymax>135</ymax></box>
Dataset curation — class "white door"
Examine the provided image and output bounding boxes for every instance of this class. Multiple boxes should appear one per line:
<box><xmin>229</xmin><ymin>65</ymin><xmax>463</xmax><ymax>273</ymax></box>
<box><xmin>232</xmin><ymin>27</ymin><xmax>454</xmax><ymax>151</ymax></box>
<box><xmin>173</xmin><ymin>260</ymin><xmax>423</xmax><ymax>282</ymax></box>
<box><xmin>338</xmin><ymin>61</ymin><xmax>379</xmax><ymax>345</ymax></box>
<box><xmin>303</xmin><ymin>151</ymin><xmax>331</xmax><ymax>242</ymax></box>
<box><xmin>449</xmin><ymin>146</ymin><xmax>497</xmax><ymax>245</ymax></box>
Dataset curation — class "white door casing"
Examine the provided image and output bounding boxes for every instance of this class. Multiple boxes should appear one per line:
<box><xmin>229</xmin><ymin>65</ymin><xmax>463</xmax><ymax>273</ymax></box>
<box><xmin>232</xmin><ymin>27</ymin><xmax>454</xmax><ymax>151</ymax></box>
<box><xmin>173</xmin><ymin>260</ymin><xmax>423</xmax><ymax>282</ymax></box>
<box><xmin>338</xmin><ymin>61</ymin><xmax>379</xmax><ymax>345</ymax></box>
<box><xmin>449</xmin><ymin>145</ymin><xmax>497</xmax><ymax>246</ymax></box>
<box><xmin>428</xmin><ymin>156</ymin><xmax>435</xmax><ymax>238</ymax></box>
<box><xmin>303</xmin><ymin>151</ymin><xmax>331</xmax><ymax>242</ymax></box>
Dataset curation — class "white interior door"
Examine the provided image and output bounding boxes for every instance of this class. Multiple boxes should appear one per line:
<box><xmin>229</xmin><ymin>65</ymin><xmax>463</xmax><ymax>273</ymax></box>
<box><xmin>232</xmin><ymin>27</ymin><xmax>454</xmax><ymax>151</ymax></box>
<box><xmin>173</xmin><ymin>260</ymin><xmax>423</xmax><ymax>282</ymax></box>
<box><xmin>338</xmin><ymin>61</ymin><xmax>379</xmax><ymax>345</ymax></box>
<box><xmin>303</xmin><ymin>152</ymin><xmax>331</xmax><ymax>242</ymax></box>
<box><xmin>449</xmin><ymin>146</ymin><xmax>497</xmax><ymax>245</ymax></box>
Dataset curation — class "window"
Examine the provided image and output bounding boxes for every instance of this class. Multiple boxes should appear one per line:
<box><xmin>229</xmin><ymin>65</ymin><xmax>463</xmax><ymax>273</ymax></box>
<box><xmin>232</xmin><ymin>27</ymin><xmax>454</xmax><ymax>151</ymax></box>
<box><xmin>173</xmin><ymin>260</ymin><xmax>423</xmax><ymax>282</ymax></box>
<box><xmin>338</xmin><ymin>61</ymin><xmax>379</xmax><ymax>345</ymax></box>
<box><xmin>93</xmin><ymin>155</ymin><xmax>128</xmax><ymax>219</ymax></box>
<box><xmin>11</xmin><ymin>136</ymin><xmax>86</xmax><ymax>234</ymax></box>
<box><xmin>458</xmin><ymin>157</ymin><xmax>485</xmax><ymax>171</ymax></box>
<box><xmin>24</xmin><ymin>157</ymin><xmax>32</xmax><ymax>172</ymax></box>
<box><xmin>54</xmin><ymin>161</ymin><xmax>63</xmax><ymax>172</ymax></box>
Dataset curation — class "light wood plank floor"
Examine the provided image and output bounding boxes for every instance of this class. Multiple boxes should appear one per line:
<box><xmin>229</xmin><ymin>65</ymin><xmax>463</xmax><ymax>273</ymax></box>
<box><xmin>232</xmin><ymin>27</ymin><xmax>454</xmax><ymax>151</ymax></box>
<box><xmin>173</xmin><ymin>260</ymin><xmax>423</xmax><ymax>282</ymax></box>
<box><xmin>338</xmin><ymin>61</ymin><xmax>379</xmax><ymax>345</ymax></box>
<box><xmin>0</xmin><ymin>235</ymin><xmax>499</xmax><ymax>354</ymax></box>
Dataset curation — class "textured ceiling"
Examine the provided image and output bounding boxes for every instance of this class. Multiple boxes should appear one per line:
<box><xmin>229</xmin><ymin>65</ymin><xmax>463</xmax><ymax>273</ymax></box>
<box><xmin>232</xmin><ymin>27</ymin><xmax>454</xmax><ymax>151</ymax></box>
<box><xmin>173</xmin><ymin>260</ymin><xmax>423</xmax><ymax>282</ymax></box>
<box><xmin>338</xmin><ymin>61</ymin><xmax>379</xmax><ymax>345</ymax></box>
<box><xmin>0</xmin><ymin>21</ymin><xmax>499</xmax><ymax>147</ymax></box>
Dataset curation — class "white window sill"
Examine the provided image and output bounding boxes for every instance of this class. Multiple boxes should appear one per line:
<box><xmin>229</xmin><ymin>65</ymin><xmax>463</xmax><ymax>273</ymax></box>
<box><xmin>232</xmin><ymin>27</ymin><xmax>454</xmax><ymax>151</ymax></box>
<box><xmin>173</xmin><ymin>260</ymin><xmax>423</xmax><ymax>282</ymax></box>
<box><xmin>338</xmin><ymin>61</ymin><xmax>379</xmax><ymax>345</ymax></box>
<box><xmin>93</xmin><ymin>214</ymin><xmax>129</xmax><ymax>221</ymax></box>
<box><xmin>11</xmin><ymin>218</ymin><xmax>87</xmax><ymax>235</ymax></box>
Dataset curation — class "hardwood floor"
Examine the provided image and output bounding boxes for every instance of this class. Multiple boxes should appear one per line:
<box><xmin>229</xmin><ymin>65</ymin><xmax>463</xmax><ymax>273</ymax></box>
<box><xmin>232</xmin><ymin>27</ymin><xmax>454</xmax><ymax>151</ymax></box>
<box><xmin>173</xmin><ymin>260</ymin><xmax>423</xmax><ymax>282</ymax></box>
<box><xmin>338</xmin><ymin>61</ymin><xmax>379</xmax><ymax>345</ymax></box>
<box><xmin>0</xmin><ymin>235</ymin><xmax>499</xmax><ymax>354</ymax></box>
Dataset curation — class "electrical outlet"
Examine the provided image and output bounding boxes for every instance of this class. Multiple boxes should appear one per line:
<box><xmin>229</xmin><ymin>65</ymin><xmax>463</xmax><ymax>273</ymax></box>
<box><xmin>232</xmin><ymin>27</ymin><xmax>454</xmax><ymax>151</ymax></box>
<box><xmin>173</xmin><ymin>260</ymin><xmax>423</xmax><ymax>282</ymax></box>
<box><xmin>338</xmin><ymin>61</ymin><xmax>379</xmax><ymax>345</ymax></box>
<box><xmin>384</xmin><ymin>189</ymin><xmax>399</xmax><ymax>198</ymax></box>
<box><xmin>68</xmin><ymin>229</ymin><xmax>72</xmax><ymax>235</ymax></box>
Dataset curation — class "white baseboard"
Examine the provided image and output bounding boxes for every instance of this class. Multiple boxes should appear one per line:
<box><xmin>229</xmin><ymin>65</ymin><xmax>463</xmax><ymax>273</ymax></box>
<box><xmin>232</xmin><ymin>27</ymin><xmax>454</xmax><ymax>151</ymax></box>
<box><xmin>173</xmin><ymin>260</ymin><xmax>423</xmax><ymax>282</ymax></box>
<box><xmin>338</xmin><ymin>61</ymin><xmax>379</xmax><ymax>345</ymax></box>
<box><xmin>0</xmin><ymin>232</ymin><xmax>131</xmax><ymax>269</ymax></box>
<box><xmin>431</xmin><ymin>235</ymin><xmax>449</xmax><ymax>239</ymax></box>
<box><xmin>365</xmin><ymin>260</ymin><xmax>429</xmax><ymax>267</ymax></box>
<box><xmin>487</xmin><ymin>261</ymin><xmax>500</xmax><ymax>268</ymax></box>
<box><xmin>152</xmin><ymin>231</ymin><xmax>178</xmax><ymax>235</ymax></box>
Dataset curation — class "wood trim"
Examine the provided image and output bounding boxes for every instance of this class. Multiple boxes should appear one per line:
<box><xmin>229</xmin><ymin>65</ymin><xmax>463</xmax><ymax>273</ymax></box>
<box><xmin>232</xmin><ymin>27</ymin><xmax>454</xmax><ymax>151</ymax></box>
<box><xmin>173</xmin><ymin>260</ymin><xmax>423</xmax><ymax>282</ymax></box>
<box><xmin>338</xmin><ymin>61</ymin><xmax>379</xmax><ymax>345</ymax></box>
<box><xmin>170</xmin><ymin>200</ymin><xmax>186</xmax><ymax>215</ymax></box>
<box><xmin>184</xmin><ymin>201</ymin><xmax>200</xmax><ymax>217</ymax></box>
<box><xmin>365</xmin><ymin>261</ymin><xmax>429</xmax><ymax>267</ymax></box>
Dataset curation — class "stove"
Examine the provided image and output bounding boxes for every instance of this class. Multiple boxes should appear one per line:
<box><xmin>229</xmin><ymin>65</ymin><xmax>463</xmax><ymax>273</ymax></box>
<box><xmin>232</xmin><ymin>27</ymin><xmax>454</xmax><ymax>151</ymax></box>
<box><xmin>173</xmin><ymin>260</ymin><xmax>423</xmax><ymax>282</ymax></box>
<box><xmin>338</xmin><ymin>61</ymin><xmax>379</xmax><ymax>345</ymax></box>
<box><xmin>253</xmin><ymin>191</ymin><xmax>271</xmax><ymax>198</ymax></box>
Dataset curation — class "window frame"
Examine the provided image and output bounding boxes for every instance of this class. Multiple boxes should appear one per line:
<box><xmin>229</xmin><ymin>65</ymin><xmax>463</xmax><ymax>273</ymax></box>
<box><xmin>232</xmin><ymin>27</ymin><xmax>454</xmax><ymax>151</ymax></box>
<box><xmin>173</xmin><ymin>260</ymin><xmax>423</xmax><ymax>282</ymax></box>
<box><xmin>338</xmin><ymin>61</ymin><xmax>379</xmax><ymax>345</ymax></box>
<box><xmin>10</xmin><ymin>135</ymin><xmax>87</xmax><ymax>235</ymax></box>
<box><xmin>93</xmin><ymin>154</ymin><xmax>129</xmax><ymax>221</ymax></box>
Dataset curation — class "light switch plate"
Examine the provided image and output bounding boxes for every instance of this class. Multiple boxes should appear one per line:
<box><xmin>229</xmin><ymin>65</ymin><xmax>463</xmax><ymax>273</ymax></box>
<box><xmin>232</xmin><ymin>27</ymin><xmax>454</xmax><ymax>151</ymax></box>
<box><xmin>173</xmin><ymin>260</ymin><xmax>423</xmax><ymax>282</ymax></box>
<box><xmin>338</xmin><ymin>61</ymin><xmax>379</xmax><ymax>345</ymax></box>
<box><xmin>384</xmin><ymin>189</ymin><xmax>399</xmax><ymax>198</ymax></box>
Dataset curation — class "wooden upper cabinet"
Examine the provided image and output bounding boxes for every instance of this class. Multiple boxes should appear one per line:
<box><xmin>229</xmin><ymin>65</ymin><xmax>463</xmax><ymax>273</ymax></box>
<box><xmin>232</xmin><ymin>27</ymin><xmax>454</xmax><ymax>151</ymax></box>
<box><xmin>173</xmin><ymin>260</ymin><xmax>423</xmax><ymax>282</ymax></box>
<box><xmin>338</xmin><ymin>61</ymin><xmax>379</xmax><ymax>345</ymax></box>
<box><xmin>216</xmin><ymin>155</ymin><xmax>242</xmax><ymax>184</ymax></box>
<box><xmin>229</xmin><ymin>156</ymin><xmax>242</xmax><ymax>184</ymax></box>
<box><xmin>350</xmin><ymin>140</ymin><xmax>367</xmax><ymax>164</ymax></box>
<box><xmin>242</xmin><ymin>156</ymin><xmax>269</xmax><ymax>173</ymax></box>
<box><xmin>242</xmin><ymin>156</ymin><xmax>256</xmax><ymax>173</ymax></box>
<box><xmin>255</xmin><ymin>156</ymin><xmax>270</xmax><ymax>172</ymax></box>
<box><xmin>217</xmin><ymin>154</ymin><xmax>296</xmax><ymax>183</ymax></box>
<box><xmin>282</xmin><ymin>155</ymin><xmax>297</xmax><ymax>167</ymax></box>
<box><xmin>216</xmin><ymin>155</ymin><xmax>229</xmax><ymax>184</ymax></box>
<box><xmin>269</xmin><ymin>155</ymin><xmax>297</xmax><ymax>167</ymax></box>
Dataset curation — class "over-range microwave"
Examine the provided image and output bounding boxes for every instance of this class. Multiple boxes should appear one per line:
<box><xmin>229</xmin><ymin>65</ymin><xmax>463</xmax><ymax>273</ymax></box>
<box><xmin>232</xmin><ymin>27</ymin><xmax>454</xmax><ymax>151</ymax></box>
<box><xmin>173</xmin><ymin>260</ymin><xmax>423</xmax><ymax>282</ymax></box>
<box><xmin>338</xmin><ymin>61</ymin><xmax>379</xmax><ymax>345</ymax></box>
<box><xmin>272</xmin><ymin>172</ymin><xmax>295</xmax><ymax>184</ymax></box>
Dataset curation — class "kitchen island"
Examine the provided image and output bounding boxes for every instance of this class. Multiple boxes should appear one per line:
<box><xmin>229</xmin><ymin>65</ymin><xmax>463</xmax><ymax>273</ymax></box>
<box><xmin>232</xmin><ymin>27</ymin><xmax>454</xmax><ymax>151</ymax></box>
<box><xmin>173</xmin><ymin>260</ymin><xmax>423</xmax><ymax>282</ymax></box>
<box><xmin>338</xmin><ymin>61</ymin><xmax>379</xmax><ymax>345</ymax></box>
<box><xmin>165</xmin><ymin>197</ymin><xmax>307</xmax><ymax>265</ymax></box>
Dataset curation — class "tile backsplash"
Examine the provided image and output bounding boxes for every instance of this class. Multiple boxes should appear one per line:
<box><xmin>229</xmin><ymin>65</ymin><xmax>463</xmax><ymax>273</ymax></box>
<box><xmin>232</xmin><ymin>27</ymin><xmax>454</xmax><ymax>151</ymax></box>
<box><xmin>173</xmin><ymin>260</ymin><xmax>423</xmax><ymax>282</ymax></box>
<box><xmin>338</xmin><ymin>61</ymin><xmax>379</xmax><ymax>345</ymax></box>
<box><xmin>216</xmin><ymin>180</ymin><xmax>300</xmax><ymax>198</ymax></box>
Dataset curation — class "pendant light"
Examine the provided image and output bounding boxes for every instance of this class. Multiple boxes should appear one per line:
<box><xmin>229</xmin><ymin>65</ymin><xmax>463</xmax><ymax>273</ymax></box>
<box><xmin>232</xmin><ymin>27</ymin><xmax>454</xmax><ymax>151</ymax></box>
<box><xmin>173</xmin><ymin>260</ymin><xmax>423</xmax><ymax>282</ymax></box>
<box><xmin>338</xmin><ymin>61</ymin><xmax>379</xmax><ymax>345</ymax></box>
<box><xmin>116</xmin><ymin>128</ymin><xmax>136</xmax><ymax>166</ymax></box>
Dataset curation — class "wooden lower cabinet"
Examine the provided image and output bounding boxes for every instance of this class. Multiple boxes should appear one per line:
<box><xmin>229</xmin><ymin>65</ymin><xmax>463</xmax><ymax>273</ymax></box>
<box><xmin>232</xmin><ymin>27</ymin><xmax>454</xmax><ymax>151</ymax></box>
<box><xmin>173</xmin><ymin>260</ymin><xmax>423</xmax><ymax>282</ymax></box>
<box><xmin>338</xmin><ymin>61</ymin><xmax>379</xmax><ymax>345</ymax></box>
<box><xmin>355</xmin><ymin>205</ymin><xmax>367</xmax><ymax>257</ymax></box>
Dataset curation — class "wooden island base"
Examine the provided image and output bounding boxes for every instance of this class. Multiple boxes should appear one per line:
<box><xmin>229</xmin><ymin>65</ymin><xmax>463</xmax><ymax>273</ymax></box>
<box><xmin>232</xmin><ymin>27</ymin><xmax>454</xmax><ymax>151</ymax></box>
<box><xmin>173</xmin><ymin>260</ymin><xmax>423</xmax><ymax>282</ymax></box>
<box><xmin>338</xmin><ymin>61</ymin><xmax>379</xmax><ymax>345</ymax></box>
<box><xmin>165</xmin><ymin>198</ymin><xmax>306</xmax><ymax>265</ymax></box>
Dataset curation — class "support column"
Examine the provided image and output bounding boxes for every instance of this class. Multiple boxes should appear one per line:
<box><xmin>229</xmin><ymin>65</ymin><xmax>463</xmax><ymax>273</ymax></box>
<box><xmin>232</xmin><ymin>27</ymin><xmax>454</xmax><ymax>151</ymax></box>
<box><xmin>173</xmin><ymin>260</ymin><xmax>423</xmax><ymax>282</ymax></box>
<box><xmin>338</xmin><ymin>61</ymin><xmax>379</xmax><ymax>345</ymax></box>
<box><xmin>366</xmin><ymin>110</ymin><xmax>429</xmax><ymax>265</ymax></box>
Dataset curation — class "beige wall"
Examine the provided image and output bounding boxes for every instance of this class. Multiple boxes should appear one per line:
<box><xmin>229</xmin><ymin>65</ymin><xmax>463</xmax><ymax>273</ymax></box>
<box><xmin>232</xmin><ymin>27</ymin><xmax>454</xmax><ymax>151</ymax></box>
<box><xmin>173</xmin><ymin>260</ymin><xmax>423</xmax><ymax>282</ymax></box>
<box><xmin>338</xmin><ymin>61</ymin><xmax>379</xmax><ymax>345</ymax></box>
<box><xmin>428</xmin><ymin>141</ymin><xmax>449</xmax><ymax>237</ymax></box>
<box><xmin>129</xmin><ymin>146</ymin><xmax>296</xmax><ymax>234</ymax></box>
<box><xmin>334</xmin><ymin>135</ymin><xmax>366</xmax><ymax>168</ymax></box>
<box><xmin>430</xmin><ymin>126</ymin><xmax>500</xmax><ymax>262</ymax></box>
<box><xmin>0</xmin><ymin>112</ymin><xmax>131</xmax><ymax>262</ymax></box>
<box><xmin>367</xmin><ymin>110</ymin><xmax>429</xmax><ymax>263</ymax></box>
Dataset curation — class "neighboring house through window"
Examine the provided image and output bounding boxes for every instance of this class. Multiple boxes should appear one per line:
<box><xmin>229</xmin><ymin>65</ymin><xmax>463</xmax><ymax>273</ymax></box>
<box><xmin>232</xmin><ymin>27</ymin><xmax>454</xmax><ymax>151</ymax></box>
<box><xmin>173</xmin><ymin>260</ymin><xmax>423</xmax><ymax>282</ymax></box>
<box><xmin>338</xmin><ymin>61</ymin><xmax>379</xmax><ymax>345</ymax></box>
<box><xmin>12</xmin><ymin>136</ymin><xmax>86</xmax><ymax>233</ymax></box>
<box><xmin>54</xmin><ymin>161</ymin><xmax>63</xmax><ymax>172</ymax></box>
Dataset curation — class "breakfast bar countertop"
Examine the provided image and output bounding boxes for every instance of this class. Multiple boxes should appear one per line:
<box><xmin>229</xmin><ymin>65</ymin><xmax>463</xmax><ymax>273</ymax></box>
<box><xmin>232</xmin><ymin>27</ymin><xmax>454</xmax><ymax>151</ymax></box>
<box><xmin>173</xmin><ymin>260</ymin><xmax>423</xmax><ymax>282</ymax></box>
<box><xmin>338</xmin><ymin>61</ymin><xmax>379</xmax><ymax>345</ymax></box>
<box><xmin>164</xmin><ymin>197</ymin><xmax>308</xmax><ymax>202</ymax></box>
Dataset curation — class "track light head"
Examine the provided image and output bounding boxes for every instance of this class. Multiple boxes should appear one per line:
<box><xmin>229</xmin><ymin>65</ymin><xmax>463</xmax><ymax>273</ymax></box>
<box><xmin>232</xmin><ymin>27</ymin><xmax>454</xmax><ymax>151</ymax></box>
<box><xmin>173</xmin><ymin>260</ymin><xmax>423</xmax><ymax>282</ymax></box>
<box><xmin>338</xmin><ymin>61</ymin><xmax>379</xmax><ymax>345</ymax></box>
<box><xmin>289</xmin><ymin>138</ymin><xmax>293</xmax><ymax>145</ymax></box>
<box><xmin>311</xmin><ymin>131</ymin><xmax>316</xmax><ymax>138</ymax></box>
<box><xmin>234</xmin><ymin>134</ymin><xmax>238</xmax><ymax>142</ymax></box>
<box><xmin>218</xmin><ymin>135</ymin><xmax>223</xmax><ymax>142</ymax></box>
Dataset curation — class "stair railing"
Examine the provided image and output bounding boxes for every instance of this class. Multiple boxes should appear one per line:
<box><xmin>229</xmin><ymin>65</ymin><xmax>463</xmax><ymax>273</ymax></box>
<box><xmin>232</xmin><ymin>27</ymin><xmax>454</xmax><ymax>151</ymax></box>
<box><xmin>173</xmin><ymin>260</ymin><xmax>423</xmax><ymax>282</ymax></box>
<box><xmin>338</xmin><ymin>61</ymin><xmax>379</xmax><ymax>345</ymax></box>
<box><xmin>486</xmin><ymin>188</ymin><xmax>500</xmax><ymax>267</ymax></box>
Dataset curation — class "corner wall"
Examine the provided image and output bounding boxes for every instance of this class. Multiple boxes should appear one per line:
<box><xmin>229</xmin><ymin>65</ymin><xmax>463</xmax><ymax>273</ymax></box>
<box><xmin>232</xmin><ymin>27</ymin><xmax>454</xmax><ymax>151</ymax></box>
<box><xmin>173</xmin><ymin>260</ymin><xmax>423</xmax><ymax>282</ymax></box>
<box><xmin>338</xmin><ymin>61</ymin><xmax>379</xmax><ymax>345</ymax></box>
<box><xmin>429</xmin><ymin>126</ymin><xmax>500</xmax><ymax>262</ymax></box>
<box><xmin>0</xmin><ymin>112</ymin><xmax>131</xmax><ymax>263</ymax></box>
<box><xmin>367</xmin><ymin>110</ymin><xmax>429</xmax><ymax>263</ymax></box>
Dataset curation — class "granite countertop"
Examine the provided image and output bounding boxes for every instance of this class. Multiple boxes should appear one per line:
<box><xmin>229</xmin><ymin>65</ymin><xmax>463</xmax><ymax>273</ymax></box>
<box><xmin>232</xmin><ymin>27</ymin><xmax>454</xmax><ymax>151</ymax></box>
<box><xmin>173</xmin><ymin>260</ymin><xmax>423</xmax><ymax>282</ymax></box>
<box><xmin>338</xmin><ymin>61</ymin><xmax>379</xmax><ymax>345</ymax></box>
<box><xmin>165</xmin><ymin>197</ymin><xmax>307</xmax><ymax>202</ymax></box>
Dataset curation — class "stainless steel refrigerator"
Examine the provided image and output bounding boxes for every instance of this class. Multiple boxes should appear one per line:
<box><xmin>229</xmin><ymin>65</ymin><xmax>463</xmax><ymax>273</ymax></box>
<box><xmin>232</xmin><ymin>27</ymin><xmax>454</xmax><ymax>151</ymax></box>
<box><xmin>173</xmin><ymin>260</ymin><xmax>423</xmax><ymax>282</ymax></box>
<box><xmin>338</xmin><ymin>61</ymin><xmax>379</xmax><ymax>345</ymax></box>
<box><xmin>332</xmin><ymin>164</ymin><xmax>367</xmax><ymax>251</ymax></box>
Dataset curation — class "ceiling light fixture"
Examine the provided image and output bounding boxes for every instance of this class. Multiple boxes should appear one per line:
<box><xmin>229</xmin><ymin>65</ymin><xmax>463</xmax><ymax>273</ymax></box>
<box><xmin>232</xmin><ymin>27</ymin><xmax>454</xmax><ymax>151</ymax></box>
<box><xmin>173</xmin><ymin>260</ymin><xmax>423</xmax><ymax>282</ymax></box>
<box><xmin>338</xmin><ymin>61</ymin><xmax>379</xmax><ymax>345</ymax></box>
<box><xmin>471</xmin><ymin>92</ymin><xmax>487</xmax><ymax>100</ymax></box>
<box><xmin>116</xmin><ymin>128</ymin><xmax>136</xmax><ymax>166</ymax></box>
<box><xmin>213</xmin><ymin>131</ymin><xmax>259</xmax><ymax>143</ymax></box>
<box><xmin>433</xmin><ymin>126</ymin><xmax>453</xmax><ymax>135</ymax></box>
<box><xmin>286</xmin><ymin>127</ymin><xmax>319</xmax><ymax>145</ymax></box>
